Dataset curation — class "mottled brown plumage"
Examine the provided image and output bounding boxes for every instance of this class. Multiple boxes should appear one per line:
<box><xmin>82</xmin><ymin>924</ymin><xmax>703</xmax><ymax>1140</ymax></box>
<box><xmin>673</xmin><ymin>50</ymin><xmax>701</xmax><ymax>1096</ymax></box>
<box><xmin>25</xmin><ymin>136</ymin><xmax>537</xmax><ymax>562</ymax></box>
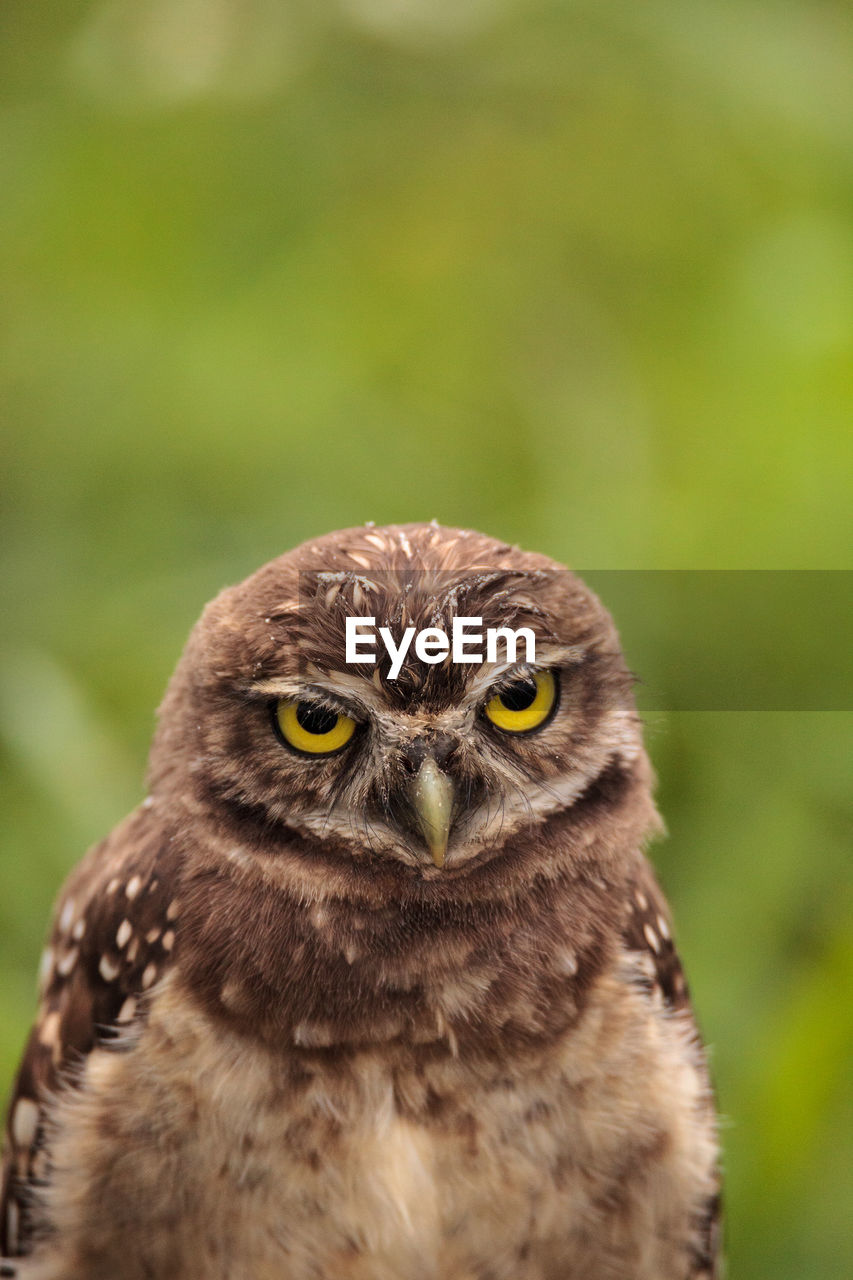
<box><xmin>1</xmin><ymin>522</ymin><xmax>720</xmax><ymax>1278</ymax></box>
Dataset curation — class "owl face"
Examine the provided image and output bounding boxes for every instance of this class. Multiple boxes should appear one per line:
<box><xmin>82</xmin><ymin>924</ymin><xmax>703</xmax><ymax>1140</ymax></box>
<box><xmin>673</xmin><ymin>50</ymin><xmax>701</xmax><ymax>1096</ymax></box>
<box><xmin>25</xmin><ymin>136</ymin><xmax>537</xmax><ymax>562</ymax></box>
<box><xmin>150</xmin><ymin>524</ymin><xmax>642</xmax><ymax>875</ymax></box>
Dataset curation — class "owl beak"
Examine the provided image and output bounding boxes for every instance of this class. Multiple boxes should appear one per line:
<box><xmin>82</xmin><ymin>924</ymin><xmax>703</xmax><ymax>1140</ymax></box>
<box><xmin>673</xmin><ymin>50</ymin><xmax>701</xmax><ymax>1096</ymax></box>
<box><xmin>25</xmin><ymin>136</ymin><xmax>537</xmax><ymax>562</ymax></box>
<box><xmin>407</xmin><ymin>757</ymin><xmax>454</xmax><ymax>869</ymax></box>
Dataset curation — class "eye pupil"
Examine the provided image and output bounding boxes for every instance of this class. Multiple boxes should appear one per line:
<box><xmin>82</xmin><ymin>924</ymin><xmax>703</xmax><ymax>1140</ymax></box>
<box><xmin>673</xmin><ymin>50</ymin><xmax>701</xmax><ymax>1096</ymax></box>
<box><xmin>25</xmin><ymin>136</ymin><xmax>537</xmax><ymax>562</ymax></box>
<box><xmin>295</xmin><ymin>704</ymin><xmax>338</xmax><ymax>735</ymax></box>
<box><xmin>499</xmin><ymin>679</ymin><xmax>538</xmax><ymax>712</ymax></box>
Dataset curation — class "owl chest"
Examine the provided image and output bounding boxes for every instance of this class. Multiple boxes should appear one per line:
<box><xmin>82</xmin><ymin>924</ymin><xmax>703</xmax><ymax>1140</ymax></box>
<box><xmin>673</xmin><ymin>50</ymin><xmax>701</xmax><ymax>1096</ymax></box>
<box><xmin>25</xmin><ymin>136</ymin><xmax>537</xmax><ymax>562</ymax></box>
<box><xmin>39</xmin><ymin>964</ymin><xmax>716</xmax><ymax>1280</ymax></box>
<box><xmin>233</xmin><ymin>1061</ymin><xmax>565</xmax><ymax>1280</ymax></box>
<box><xmin>174</xmin><ymin>1037</ymin><xmax>563</xmax><ymax>1279</ymax></box>
<box><xmin>47</xmin><ymin>978</ymin><xmax>569</xmax><ymax>1280</ymax></box>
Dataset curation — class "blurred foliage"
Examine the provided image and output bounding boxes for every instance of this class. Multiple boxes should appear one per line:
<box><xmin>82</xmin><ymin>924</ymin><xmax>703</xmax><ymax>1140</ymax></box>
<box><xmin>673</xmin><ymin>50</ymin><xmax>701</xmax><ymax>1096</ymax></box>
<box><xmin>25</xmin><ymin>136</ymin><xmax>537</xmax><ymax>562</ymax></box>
<box><xmin>1</xmin><ymin>1</ymin><xmax>851</xmax><ymax>1275</ymax></box>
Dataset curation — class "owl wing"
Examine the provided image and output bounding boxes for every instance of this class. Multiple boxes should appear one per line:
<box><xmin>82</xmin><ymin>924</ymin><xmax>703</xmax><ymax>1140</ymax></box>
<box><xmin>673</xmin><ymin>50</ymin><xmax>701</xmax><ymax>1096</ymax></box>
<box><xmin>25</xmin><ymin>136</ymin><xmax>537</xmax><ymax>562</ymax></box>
<box><xmin>622</xmin><ymin>859</ymin><xmax>722</xmax><ymax>1279</ymax></box>
<box><xmin>0</xmin><ymin>804</ymin><xmax>181</xmax><ymax>1260</ymax></box>
<box><xmin>623</xmin><ymin>859</ymin><xmax>694</xmax><ymax>1016</ymax></box>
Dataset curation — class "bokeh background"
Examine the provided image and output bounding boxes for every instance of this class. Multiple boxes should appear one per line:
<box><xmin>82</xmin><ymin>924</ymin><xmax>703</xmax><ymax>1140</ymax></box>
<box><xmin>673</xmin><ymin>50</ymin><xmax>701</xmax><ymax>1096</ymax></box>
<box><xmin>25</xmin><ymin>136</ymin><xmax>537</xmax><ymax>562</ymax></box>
<box><xmin>2</xmin><ymin>1</ymin><xmax>852</xmax><ymax>1274</ymax></box>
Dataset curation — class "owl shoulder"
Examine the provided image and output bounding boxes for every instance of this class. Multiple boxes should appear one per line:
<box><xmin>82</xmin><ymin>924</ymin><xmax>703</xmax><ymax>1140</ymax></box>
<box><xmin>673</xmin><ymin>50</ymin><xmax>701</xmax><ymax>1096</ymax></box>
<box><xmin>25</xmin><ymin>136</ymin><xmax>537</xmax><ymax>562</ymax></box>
<box><xmin>1</xmin><ymin>799</ymin><xmax>183</xmax><ymax>1258</ymax></box>
<box><xmin>620</xmin><ymin>858</ymin><xmax>694</xmax><ymax>1017</ymax></box>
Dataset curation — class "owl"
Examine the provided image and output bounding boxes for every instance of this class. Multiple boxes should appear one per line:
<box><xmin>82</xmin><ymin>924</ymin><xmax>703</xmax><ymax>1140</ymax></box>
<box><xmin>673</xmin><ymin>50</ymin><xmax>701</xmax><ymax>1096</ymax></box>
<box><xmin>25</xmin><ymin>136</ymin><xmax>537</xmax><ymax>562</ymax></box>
<box><xmin>1</xmin><ymin>523</ymin><xmax>720</xmax><ymax>1280</ymax></box>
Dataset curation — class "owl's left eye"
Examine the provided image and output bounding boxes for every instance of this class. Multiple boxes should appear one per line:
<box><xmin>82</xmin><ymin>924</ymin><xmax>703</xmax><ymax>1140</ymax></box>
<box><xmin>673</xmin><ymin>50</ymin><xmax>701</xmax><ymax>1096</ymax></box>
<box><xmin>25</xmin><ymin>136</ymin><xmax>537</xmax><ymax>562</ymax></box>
<box><xmin>274</xmin><ymin>699</ymin><xmax>357</xmax><ymax>756</ymax></box>
<box><xmin>484</xmin><ymin>669</ymin><xmax>557</xmax><ymax>734</ymax></box>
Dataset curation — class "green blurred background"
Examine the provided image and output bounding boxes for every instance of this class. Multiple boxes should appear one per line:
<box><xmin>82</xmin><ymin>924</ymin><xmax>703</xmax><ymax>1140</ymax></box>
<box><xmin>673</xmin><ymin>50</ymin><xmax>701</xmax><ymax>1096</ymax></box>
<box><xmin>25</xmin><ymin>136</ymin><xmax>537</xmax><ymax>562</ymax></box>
<box><xmin>1</xmin><ymin>0</ymin><xmax>851</xmax><ymax>1274</ymax></box>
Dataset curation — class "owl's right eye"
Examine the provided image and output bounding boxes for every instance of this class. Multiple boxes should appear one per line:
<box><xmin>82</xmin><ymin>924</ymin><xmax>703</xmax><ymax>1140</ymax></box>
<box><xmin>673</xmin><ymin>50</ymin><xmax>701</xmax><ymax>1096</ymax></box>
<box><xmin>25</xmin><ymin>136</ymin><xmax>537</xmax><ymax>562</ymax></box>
<box><xmin>484</xmin><ymin>669</ymin><xmax>557</xmax><ymax>733</ymax></box>
<box><xmin>274</xmin><ymin>699</ymin><xmax>357</xmax><ymax>756</ymax></box>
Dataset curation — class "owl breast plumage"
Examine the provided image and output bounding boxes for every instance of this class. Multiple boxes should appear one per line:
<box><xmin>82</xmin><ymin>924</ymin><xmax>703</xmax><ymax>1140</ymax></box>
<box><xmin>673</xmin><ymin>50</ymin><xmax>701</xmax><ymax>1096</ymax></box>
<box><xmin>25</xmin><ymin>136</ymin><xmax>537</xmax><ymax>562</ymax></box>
<box><xmin>1</xmin><ymin>523</ymin><xmax>720</xmax><ymax>1280</ymax></box>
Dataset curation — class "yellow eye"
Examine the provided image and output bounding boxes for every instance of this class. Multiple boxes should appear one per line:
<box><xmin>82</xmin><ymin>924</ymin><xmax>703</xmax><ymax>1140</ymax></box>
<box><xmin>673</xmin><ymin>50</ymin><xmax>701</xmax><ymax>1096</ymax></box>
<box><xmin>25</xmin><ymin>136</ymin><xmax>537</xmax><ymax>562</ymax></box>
<box><xmin>275</xmin><ymin>700</ymin><xmax>357</xmax><ymax>755</ymax></box>
<box><xmin>484</xmin><ymin>669</ymin><xmax>557</xmax><ymax>734</ymax></box>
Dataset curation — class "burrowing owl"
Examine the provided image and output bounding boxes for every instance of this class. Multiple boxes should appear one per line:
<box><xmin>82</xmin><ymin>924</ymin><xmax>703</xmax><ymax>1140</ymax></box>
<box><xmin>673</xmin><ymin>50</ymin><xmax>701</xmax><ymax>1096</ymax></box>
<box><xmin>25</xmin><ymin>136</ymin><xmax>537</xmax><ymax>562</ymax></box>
<box><xmin>1</xmin><ymin>523</ymin><xmax>720</xmax><ymax>1279</ymax></box>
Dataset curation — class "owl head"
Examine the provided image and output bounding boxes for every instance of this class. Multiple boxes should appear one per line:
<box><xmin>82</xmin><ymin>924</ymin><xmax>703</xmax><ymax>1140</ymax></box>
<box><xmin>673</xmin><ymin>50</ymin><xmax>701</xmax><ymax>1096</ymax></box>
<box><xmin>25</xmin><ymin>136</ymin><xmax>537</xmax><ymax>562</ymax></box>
<box><xmin>149</xmin><ymin>523</ymin><xmax>648</xmax><ymax>881</ymax></box>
